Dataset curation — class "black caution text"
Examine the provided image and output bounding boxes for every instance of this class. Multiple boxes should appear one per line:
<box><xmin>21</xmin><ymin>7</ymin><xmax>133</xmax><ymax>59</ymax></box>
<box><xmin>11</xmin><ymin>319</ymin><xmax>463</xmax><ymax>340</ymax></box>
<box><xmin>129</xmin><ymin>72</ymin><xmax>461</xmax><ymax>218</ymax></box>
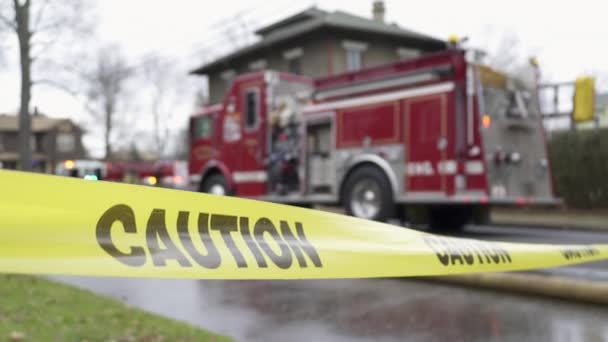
<box><xmin>561</xmin><ymin>247</ymin><xmax>599</xmax><ymax>260</ymax></box>
<box><xmin>423</xmin><ymin>236</ymin><xmax>512</xmax><ymax>266</ymax></box>
<box><xmin>96</xmin><ymin>204</ymin><xmax>322</xmax><ymax>270</ymax></box>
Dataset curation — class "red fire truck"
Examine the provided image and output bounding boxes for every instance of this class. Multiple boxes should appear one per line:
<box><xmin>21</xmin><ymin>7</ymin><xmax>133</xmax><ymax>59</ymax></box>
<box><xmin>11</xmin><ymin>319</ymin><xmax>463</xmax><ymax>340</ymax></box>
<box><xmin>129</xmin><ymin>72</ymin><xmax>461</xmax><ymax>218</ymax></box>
<box><xmin>188</xmin><ymin>49</ymin><xmax>559</xmax><ymax>230</ymax></box>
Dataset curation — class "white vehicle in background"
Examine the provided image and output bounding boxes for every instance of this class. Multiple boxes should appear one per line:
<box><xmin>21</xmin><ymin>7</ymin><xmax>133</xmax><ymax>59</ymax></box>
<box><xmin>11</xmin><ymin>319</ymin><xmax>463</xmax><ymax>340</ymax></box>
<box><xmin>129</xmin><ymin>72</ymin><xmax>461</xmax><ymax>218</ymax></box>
<box><xmin>56</xmin><ymin>159</ymin><xmax>106</xmax><ymax>181</ymax></box>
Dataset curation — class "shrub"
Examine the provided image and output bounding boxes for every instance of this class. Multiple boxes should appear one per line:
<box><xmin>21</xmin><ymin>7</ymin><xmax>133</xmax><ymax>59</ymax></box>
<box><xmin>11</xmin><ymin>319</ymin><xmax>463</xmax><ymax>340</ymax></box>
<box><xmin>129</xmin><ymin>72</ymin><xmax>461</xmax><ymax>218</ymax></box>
<box><xmin>548</xmin><ymin>128</ymin><xmax>608</xmax><ymax>208</ymax></box>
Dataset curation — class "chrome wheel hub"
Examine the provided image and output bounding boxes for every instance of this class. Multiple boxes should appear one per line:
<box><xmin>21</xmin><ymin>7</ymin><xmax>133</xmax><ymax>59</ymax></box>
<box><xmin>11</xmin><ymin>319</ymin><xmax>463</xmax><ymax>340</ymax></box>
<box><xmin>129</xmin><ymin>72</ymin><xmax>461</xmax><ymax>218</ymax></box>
<box><xmin>209</xmin><ymin>184</ymin><xmax>226</xmax><ymax>195</ymax></box>
<box><xmin>351</xmin><ymin>180</ymin><xmax>381</xmax><ymax>219</ymax></box>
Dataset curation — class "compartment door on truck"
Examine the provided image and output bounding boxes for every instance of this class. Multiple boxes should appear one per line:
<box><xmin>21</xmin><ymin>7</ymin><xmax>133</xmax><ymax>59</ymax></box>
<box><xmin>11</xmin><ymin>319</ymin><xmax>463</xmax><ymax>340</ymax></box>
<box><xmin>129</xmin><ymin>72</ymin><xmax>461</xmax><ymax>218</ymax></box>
<box><xmin>236</xmin><ymin>83</ymin><xmax>267</xmax><ymax>195</ymax></box>
<box><xmin>405</xmin><ymin>94</ymin><xmax>448</xmax><ymax>193</ymax></box>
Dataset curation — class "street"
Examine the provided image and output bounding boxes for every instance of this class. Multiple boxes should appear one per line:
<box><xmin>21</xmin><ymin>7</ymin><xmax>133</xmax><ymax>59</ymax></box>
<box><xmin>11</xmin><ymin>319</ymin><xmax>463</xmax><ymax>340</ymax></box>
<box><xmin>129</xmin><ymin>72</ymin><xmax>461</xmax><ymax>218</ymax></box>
<box><xmin>54</xmin><ymin>276</ymin><xmax>608</xmax><ymax>342</ymax></box>
<box><xmin>459</xmin><ymin>224</ymin><xmax>608</xmax><ymax>280</ymax></box>
<box><xmin>54</xmin><ymin>224</ymin><xmax>608</xmax><ymax>342</ymax></box>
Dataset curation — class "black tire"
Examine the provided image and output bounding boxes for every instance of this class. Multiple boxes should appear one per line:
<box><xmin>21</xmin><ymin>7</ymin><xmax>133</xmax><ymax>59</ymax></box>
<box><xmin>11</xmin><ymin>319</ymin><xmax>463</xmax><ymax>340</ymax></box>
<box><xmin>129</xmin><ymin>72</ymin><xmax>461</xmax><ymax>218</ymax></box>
<box><xmin>342</xmin><ymin>165</ymin><xmax>394</xmax><ymax>222</ymax></box>
<box><xmin>429</xmin><ymin>206</ymin><xmax>472</xmax><ymax>232</ymax></box>
<box><xmin>201</xmin><ymin>173</ymin><xmax>228</xmax><ymax>195</ymax></box>
<box><xmin>472</xmin><ymin>205</ymin><xmax>491</xmax><ymax>225</ymax></box>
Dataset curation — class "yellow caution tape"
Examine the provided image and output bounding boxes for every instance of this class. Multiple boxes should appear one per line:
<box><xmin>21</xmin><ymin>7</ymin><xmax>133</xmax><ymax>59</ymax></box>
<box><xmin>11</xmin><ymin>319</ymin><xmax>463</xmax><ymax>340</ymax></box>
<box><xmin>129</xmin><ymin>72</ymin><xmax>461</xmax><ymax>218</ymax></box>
<box><xmin>1</xmin><ymin>170</ymin><xmax>607</xmax><ymax>279</ymax></box>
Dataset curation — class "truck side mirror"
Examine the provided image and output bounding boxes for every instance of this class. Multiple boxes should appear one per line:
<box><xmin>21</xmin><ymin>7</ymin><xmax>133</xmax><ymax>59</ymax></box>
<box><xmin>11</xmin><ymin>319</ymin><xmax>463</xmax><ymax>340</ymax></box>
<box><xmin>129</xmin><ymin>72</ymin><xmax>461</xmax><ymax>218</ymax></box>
<box><xmin>572</xmin><ymin>76</ymin><xmax>595</xmax><ymax>123</ymax></box>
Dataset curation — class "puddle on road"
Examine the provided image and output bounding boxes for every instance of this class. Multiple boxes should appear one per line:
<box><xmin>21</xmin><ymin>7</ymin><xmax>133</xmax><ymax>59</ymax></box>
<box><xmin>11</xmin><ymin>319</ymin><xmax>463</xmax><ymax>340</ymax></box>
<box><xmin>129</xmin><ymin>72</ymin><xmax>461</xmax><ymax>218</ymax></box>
<box><xmin>52</xmin><ymin>276</ymin><xmax>608</xmax><ymax>342</ymax></box>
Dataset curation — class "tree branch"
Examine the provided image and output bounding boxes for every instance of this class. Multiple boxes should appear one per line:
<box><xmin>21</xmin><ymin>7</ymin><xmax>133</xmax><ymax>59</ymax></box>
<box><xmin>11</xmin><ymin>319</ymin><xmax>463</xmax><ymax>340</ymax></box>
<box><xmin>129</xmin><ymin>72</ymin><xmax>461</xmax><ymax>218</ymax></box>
<box><xmin>32</xmin><ymin>78</ymin><xmax>78</xmax><ymax>96</ymax></box>
<box><xmin>32</xmin><ymin>0</ymin><xmax>51</xmax><ymax>32</ymax></box>
<box><xmin>0</xmin><ymin>10</ymin><xmax>17</xmax><ymax>31</ymax></box>
<box><xmin>30</xmin><ymin>36</ymin><xmax>59</xmax><ymax>61</ymax></box>
<box><xmin>84</xmin><ymin>102</ymin><xmax>102</xmax><ymax>120</ymax></box>
<box><xmin>31</xmin><ymin>18</ymin><xmax>65</xmax><ymax>35</ymax></box>
<box><xmin>36</xmin><ymin>57</ymin><xmax>90</xmax><ymax>80</ymax></box>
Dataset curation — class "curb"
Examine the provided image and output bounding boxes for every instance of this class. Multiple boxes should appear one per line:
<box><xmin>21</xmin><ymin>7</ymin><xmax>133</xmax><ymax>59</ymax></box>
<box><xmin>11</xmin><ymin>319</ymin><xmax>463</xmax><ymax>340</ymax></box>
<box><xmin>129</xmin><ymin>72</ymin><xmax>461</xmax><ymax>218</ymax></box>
<box><xmin>489</xmin><ymin>221</ymin><xmax>607</xmax><ymax>232</ymax></box>
<box><xmin>425</xmin><ymin>272</ymin><xmax>608</xmax><ymax>305</ymax></box>
<box><xmin>490</xmin><ymin>210</ymin><xmax>608</xmax><ymax>232</ymax></box>
<box><xmin>488</xmin><ymin>221</ymin><xmax>608</xmax><ymax>234</ymax></box>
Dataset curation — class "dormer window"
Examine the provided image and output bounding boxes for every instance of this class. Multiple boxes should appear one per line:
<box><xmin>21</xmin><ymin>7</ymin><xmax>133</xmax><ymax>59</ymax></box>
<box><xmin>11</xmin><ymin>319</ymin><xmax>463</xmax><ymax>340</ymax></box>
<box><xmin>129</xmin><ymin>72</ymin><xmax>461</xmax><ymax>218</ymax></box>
<box><xmin>342</xmin><ymin>40</ymin><xmax>368</xmax><ymax>71</ymax></box>
<box><xmin>283</xmin><ymin>48</ymin><xmax>303</xmax><ymax>75</ymax></box>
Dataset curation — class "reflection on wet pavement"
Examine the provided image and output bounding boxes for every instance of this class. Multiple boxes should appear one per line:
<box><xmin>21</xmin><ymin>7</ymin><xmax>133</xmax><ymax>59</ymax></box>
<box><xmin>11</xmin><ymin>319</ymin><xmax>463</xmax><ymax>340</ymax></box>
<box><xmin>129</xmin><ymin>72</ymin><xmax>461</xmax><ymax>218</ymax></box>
<box><xmin>53</xmin><ymin>276</ymin><xmax>608</xmax><ymax>342</ymax></box>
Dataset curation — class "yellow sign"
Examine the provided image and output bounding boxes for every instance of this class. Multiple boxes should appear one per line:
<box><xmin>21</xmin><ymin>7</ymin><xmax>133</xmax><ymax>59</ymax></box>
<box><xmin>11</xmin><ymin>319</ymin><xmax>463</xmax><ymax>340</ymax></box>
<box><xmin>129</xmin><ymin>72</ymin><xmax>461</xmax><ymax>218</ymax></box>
<box><xmin>0</xmin><ymin>170</ymin><xmax>607</xmax><ymax>279</ymax></box>
<box><xmin>573</xmin><ymin>76</ymin><xmax>595</xmax><ymax>123</ymax></box>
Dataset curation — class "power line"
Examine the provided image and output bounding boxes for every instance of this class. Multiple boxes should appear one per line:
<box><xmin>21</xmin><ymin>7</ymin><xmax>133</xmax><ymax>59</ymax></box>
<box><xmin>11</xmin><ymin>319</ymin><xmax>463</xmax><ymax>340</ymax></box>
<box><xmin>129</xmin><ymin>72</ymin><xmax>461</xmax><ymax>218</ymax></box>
<box><xmin>186</xmin><ymin>1</ymin><xmax>316</xmax><ymax>66</ymax></box>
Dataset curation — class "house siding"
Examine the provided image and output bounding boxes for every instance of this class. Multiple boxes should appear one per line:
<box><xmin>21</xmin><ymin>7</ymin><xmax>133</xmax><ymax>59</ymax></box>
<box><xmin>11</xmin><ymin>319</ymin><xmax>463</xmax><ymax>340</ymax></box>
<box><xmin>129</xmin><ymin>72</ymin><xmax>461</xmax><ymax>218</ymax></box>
<box><xmin>205</xmin><ymin>28</ymin><xmax>438</xmax><ymax>103</ymax></box>
<box><xmin>207</xmin><ymin>33</ymin><xmax>334</xmax><ymax>104</ymax></box>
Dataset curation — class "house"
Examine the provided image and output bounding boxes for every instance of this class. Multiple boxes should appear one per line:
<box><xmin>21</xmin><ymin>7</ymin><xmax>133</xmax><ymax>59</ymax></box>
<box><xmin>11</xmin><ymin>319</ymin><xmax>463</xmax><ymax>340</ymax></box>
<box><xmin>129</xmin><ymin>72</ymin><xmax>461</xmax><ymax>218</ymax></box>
<box><xmin>191</xmin><ymin>1</ymin><xmax>446</xmax><ymax>104</ymax></box>
<box><xmin>0</xmin><ymin>113</ymin><xmax>87</xmax><ymax>172</ymax></box>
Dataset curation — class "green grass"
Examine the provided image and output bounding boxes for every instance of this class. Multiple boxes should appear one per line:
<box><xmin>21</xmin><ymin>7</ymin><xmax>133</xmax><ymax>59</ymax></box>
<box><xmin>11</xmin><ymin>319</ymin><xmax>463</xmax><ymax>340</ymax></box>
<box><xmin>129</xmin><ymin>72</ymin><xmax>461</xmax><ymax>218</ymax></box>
<box><xmin>0</xmin><ymin>274</ymin><xmax>230</xmax><ymax>342</ymax></box>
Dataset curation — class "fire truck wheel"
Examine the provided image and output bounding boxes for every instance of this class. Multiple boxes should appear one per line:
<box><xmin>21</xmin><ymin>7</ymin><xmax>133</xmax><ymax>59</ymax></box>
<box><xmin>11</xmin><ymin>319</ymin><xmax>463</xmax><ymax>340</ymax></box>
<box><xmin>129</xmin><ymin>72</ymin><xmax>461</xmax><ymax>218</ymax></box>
<box><xmin>343</xmin><ymin>165</ymin><xmax>394</xmax><ymax>222</ymax></box>
<box><xmin>201</xmin><ymin>174</ymin><xmax>228</xmax><ymax>196</ymax></box>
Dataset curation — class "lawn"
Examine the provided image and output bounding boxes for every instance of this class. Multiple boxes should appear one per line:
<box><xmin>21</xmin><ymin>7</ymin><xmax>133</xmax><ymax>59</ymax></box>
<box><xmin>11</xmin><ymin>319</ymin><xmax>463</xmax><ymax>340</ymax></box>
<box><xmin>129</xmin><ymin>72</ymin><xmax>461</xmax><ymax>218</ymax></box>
<box><xmin>0</xmin><ymin>274</ymin><xmax>230</xmax><ymax>342</ymax></box>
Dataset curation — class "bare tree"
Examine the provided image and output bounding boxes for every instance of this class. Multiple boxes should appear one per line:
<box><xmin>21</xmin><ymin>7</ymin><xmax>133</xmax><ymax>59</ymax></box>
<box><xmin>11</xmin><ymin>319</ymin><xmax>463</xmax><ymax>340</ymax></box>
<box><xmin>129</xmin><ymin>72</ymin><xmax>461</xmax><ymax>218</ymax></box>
<box><xmin>83</xmin><ymin>46</ymin><xmax>133</xmax><ymax>160</ymax></box>
<box><xmin>0</xmin><ymin>0</ymin><xmax>93</xmax><ymax>170</ymax></box>
<box><xmin>0</xmin><ymin>30</ymin><xmax>7</xmax><ymax>66</ymax></box>
<box><xmin>171</xmin><ymin>127</ymin><xmax>190</xmax><ymax>160</ymax></box>
<box><xmin>141</xmin><ymin>55</ymin><xmax>186</xmax><ymax>157</ymax></box>
<box><xmin>474</xmin><ymin>27</ymin><xmax>539</xmax><ymax>89</ymax></box>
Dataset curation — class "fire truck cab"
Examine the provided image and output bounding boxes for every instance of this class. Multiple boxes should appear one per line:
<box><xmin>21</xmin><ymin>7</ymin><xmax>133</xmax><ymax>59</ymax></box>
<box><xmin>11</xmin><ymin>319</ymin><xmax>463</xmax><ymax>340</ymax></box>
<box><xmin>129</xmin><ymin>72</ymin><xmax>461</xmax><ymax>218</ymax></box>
<box><xmin>189</xmin><ymin>49</ymin><xmax>559</xmax><ymax>230</ymax></box>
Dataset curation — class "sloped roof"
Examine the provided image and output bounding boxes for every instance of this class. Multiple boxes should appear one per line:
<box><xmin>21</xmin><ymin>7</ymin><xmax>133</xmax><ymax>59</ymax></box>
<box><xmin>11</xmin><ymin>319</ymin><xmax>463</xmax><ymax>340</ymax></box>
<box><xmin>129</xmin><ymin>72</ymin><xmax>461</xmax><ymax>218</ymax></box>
<box><xmin>0</xmin><ymin>114</ymin><xmax>77</xmax><ymax>132</ymax></box>
<box><xmin>254</xmin><ymin>7</ymin><xmax>327</xmax><ymax>35</ymax></box>
<box><xmin>191</xmin><ymin>7</ymin><xmax>445</xmax><ymax>75</ymax></box>
<box><xmin>323</xmin><ymin>10</ymin><xmax>442</xmax><ymax>43</ymax></box>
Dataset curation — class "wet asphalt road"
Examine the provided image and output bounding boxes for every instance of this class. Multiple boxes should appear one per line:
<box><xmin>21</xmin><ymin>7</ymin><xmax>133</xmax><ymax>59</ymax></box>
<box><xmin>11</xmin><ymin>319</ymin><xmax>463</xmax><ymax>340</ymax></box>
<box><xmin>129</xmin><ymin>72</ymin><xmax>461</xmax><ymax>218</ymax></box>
<box><xmin>54</xmin><ymin>224</ymin><xmax>608</xmax><ymax>341</ymax></box>
<box><xmin>460</xmin><ymin>224</ymin><xmax>608</xmax><ymax>247</ymax></box>
<box><xmin>54</xmin><ymin>275</ymin><xmax>608</xmax><ymax>342</ymax></box>
<box><xmin>458</xmin><ymin>224</ymin><xmax>608</xmax><ymax>280</ymax></box>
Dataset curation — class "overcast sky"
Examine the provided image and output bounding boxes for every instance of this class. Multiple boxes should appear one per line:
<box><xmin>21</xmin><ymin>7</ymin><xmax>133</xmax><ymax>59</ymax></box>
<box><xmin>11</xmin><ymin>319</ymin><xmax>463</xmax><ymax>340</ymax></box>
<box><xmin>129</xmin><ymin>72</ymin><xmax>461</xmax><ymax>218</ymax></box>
<box><xmin>1</xmin><ymin>0</ymin><xmax>606</xmax><ymax>156</ymax></box>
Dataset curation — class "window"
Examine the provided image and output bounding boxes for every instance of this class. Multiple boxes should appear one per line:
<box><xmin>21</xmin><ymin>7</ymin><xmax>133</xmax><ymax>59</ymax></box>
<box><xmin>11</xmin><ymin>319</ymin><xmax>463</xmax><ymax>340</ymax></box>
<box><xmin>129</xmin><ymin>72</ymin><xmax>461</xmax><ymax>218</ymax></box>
<box><xmin>2</xmin><ymin>161</ymin><xmax>17</xmax><ymax>170</ymax></box>
<box><xmin>342</xmin><ymin>40</ymin><xmax>367</xmax><ymax>71</ymax></box>
<box><xmin>249</xmin><ymin>59</ymin><xmax>267</xmax><ymax>71</ymax></box>
<box><xmin>288</xmin><ymin>58</ymin><xmax>302</xmax><ymax>74</ymax></box>
<box><xmin>57</xmin><ymin>133</ymin><xmax>75</xmax><ymax>152</ymax></box>
<box><xmin>192</xmin><ymin>116</ymin><xmax>214</xmax><ymax>140</ymax></box>
<box><xmin>30</xmin><ymin>134</ymin><xmax>45</xmax><ymax>153</ymax></box>
<box><xmin>346</xmin><ymin>50</ymin><xmax>362</xmax><ymax>71</ymax></box>
<box><xmin>283</xmin><ymin>47</ymin><xmax>303</xmax><ymax>75</ymax></box>
<box><xmin>245</xmin><ymin>89</ymin><xmax>259</xmax><ymax>129</ymax></box>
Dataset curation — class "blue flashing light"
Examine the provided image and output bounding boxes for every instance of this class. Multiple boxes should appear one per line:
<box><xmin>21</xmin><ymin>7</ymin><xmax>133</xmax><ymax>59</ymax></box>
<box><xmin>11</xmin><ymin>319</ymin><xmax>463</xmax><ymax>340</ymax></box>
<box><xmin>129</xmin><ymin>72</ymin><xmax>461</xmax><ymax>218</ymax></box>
<box><xmin>84</xmin><ymin>174</ymin><xmax>98</xmax><ymax>181</ymax></box>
